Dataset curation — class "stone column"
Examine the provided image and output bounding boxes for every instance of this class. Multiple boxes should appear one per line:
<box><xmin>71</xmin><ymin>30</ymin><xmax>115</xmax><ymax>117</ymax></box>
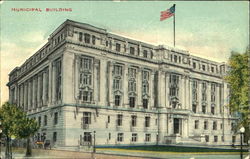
<box><xmin>108</xmin><ymin>61</ymin><xmax>114</xmax><ymax>107</ymax></box>
<box><xmin>74</xmin><ymin>56</ymin><xmax>79</xmax><ymax>102</ymax></box>
<box><xmin>207</xmin><ymin>82</ymin><xmax>211</xmax><ymax>114</ymax></box>
<box><xmin>150</xmin><ymin>71</ymin><xmax>155</xmax><ymax>109</ymax></box>
<box><xmin>137</xmin><ymin>67</ymin><xmax>142</xmax><ymax>109</ymax></box>
<box><xmin>99</xmin><ymin>59</ymin><xmax>107</xmax><ymax>106</ymax></box>
<box><xmin>48</xmin><ymin>62</ymin><xmax>53</xmax><ymax>105</ymax></box>
<box><xmin>165</xmin><ymin>72</ymin><xmax>170</xmax><ymax>108</ymax></box>
<box><xmin>42</xmin><ymin>71</ymin><xmax>46</xmax><ymax>106</ymax></box>
<box><xmin>216</xmin><ymin>84</ymin><xmax>220</xmax><ymax>115</ymax></box>
<box><xmin>52</xmin><ymin>61</ymin><xmax>56</xmax><ymax>104</ymax></box>
<box><xmin>27</xmin><ymin>81</ymin><xmax>31</xmax><ymax>110</ymax></box>
<box><xmin>198</xmin><ymin>81</ymin><xmax>202</xmax><ymax>113</ymax></box>
<box><xmin>189</xmin><ymin>80</ymin><xmax>192</xmax><ymax>111</ymax></box>
<box><xmin>159</xmin><ymin>70</ymin><xmax>166</xmax><ymax>108</ymax></box>
<box><xmin>123</xmin><ymin>64</ymin><xmax>128</xmax><ymax>108</ymax></box>
<box><xmin>94</xmin><ymin>60</ymin><xmax>99</xmax><ymax>104</ymax></box>
<box><xmin>185</xmin><ymin>76</ymin><xmax>189</xmax><ymax>110</ymax></box>
<box><xmin>181</xmin><ymin>76</ymin><xmax>185</xmax><ymax>109</ymax></box>
<box><xmin>23</xmin><ymin>83</ymin><xmax>27</xmax><ymax>111</ymax></box>
<box><xmin>37</xmin><ymin>75</ymin><xmax>41</xmax><ymax>108</ymax></box>
<box><xmin>32</xmin><ymin>77</ymin><xmax>36</xmax><ymax>109</ymax></box>
<box><xmin>157</xmin><ymin>70</ymin><xmax>162</xmax><ymax>108</ymax></box>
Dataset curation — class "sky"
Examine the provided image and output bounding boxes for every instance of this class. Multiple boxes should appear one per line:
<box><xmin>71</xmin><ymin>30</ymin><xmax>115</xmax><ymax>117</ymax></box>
<box><xmin>0</xmin><ymin>1</ymin><xmax>249</xmax><ymax>104</ymax></box>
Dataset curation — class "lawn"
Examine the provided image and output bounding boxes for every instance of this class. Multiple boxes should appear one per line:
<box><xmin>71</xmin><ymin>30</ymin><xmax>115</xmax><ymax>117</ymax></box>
<box><xmin>108</xmin><ymin>145</ymin><xmax>249</xmax><ymax>152</ymax></box>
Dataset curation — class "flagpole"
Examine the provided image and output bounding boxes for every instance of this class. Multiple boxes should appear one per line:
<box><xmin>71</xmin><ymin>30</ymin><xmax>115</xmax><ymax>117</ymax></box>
<box><xmin>173</xmin><ymin>4</ymin><xmax>176</xmax><ymax>47</ymax></box>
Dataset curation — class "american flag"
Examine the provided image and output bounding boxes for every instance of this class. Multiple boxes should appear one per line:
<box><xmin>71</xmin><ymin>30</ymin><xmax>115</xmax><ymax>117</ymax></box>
<box><xmin>160</xmin><ymin>4</ymin><xmax>175</xmax><ymax>21</ymax></box>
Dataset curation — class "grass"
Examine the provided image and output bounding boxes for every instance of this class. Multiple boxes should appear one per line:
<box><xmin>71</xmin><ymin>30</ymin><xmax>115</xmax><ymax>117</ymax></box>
<box><xmin>106</xmin><ymin>145</ymin><xmax>249</xmax><ymax>152</ymax></box>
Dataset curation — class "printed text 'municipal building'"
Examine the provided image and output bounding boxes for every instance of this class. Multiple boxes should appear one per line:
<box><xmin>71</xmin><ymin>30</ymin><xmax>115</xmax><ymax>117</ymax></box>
<box><xmin>7</xmin><ymin>19</ymin><xmax>240</xmax><ymax>149</ymax></box>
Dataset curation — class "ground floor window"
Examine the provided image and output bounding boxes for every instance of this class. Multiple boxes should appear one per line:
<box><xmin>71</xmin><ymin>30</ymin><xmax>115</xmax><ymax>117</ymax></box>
<box><xmin>117</xmin><ymin>133</ymin><xmax>123</xmax><ymax>142</ymax></box>
<box><xmin>145</xmin><ymin>134</ymin><xmax>151</xmax><ymax>142</ymax></box>
<box><xmin>84</xmin><ymin>132</ymin><xmax>92</xmax><ymax>142</ymax></box>
<box><xmin>53</xmin><ymin>132</ymin><xmax>57</xmax><ymax>142</ymax></box>
<box><xmin>214</xmin><ymin>136</ymin><xmax>218</xmax><ymax>142</ymax></box>
<box><xmin>205</xmin><ymin>135</ymin><xmax>209</xmax><ymax>142</ymax></box>
<box><xmin>131</xmin><ymin>133</ymin><xmax>137</xmax><ymax>142</ymax></box>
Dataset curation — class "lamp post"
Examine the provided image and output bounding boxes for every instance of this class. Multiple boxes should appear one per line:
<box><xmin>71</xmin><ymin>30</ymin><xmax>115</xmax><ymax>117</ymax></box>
<box><xmin>240</xmin><ymin>127</ymin><xmax>245</xmax><ymax>159</ymax></box>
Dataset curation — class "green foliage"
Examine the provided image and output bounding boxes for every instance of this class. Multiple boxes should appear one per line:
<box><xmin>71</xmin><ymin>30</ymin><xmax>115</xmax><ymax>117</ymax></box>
<box><xmin>0</xmin><ymin>102</ymin><xmax>39</xmax><ymax>139</ymax></box>
<box><xmin>225</xmin><ymin>47</ymin><xmax>250</xmax><ymax>141</ymax></box>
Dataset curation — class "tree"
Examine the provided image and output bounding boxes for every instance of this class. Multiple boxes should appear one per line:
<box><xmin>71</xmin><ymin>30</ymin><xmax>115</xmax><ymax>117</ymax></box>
<box><xmin>0</xmin><ymin>102</ymin><xmax>39</xmax><ymax>158</ymax></box>
<box><xmin>225</xmin><ymin>47</ymin><xmax>250</xmax><ymax>143</ymax></box>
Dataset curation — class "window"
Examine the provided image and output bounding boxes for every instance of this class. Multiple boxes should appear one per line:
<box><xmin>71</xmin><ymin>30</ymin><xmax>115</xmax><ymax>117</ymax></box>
<box><xmin>106</xmin><ymin>41</ymin><xmax>109</xmax><ymax>47</ymax></box>
<box><xmin>79</xmin><ymin>32</ymin><xmax>83</xmax><ymax>41</ymax></box>
<box><xmin>117</xmin><ymin>114</ymin><xmax>123</xmax><ymax>126</ymax></box>
<box><xmin>115</xmin><ymin>95</ymin><xmax>121</xmax><ymax>106</ymax></box>
<box><xmin>195</xmin><ymin>120</ymin><xmax>199</xmax><ymax>129</ymax></box>
<box><xmin>84</xmin><ymin>33</ymin><xmax>90</xmax><ymax>43</ymax></box>
<box><xmin>174</xmin><ymin>55</ymin><xmax>177</xmax><ymax>62</ymax></box>
<box><xmin>80</xmin><ymin>58</ymin><xmax>92</xmax><ymax>70</ymax></box>
<box><xmin>38</xmin><ymin>116</ymin><xmax>41</xmax><ymax>127</ymax></box>
<box><xmin>231</xmin><ymin>123</ymin><xmax>235</xmax><ymax>131</ymax></box>
<box><xmin>213</xmin><ymin>121</ymin><xmax>217</xmax><ymax>130</ymax></box>
<box><xmin>202</xmin><ymin>65</ymin><xmax>206</xmax><ymax>71</ymax></box>
<box><xmin>142</xmin><ymin>71</ymin><xmax>149</xmax><ymax>80</ymax></box>
<box><xmin>113</xmin><ymin>79</ymin><xmax>121</xmax><ymax>90</ymax></box>
<box><xmin>54</xmin><ymin>112</ymin><xmax>58</xmax><ymax>125</ymax></box>
<box><xmin>81</xmin><ymin>91</ymin><xmax>92</xmax><ymax>102</ymax></box>
<box><xmin>192</xmin><ymin>104</ymin><xmax>197</xmax><ymax>113</ymax></box>
<box><xmin>114</xmin><ymin>65</ymin><xmax>123</xmax><ymax>76</ymax></box>
<box><xmin>108</xmin><ymin>116</ymin><xmax>110</xmax><ymax>123</ymax></box>
<box><xmin>55</xmin><ymin>59</ymin><xmax>62</xmax><ymax>101</ymax></box>
<box><xmin>143</xmin><ymin>99</ymin><xmax>148</xmax><ymax>109</ymax></box>
<box><xmin>142</xmin><ymin>82</ymin><xmax>149</xmax><ymax>94</ymax></box>
<box><xmin>84</xmin><ymin>132</ymin><xmax>92</xmax><ymax>142</ymax></box>
<box><xmin>83</xmin><ymin>112</ymin><xmax>91</xmax><ymax>124</ymax></box>
<box><xmin>53</xmin><ymin>132</ymin><xmax>57</xmax><ymax>142</ymax></box>
<box><xmin>170</xmin><ymin>74</ymin><xmax>179</xmax><ymax>97</ymax></box>
<box><xmin>80</xmin><ymin>74</ymin><xmax>92</xmax><ymax>85</ymax></box>
<box><xmin>130</xmin><ymin>47</ymin><xmax>135</xmax><ymax>55</ymax></box>
<box><xmin>116</xmin><ymin>43</ymin><xmax>121</xmax><ymax>52</ymax></box>
<box><xmin>202</xmin><ymin>104</ymin><xmax>206</xmax><ymax>114</ymax></box>
<box><xmin>117</xmin><ymin>133</ymin><xmax>123</xmax><ymax>142</ymax></box>
<box><xmin>193</xmin><ymin>62</ymin><xmax>196</xmax><ymax>69</ymax></box>
<box><xmin>192</xmin><ymin>80</ymin><xmax>198</xmax><ymax>101</ymax></box>
<box><xmin>214</xmin><ymin>136</ymin><xmax>218</xmax><ymax>142</ymax></box>
<box><xmin>128</xmin><ymin>68</ymin><xmax>136</xmax><ymax>78</ymax></box>
<box><xmin>108</xmin><ymin>133</ymin><xmax>111</xmax><ymax>140</ymax></box>
<box><xmin>145</xmin><ymin>134</ymin><xmax>151</xmax><ymax>142</ymax></box>
<box><xmin>221</xmin><ymin>123</ymin><xmax>223</xmax><ymax>129</ymax></box>
<box><xmin>131</xmin><ymin>115</ymin><xmax>137</xmax><ymax>127</ymax></box>
<box><xmin>211</xmin><ymin>105</ymin><xmax>215</xmax><ymax>115</ymax></box>
<box><xmin>128</xmin><ymin>81</ymin><xmax>136</xmax><ymax>92</ymax></box>
<box><xmin>44</xmin><ymin>115</ymin><xmax>47</xmax><ymax>126</ymax></box>
<box><xmin>143</xmin><ymin>50</ymin><xmax>148</xmax><ymax>58</ymax></box>
<box><xmin>92</xmin><ymin>35</ymin><xmax>96</xmax><ymax>45</ymax></box>
<box><xmin>205</xmin><ymin>135</ymin><xmax>209</xmax><ymax>142</ymax></box>
<box><xmin>131</xmin><ymin>133</ymin><xmax>137</xmax><ymax>142</ymax></box>
<box><xmin>204</xmin><ymin>121</ymin><xmax>208</xmax><ymax>130</ymax></box>
<box><xmin>129</xmin><ymin>97</ymin><xmax>135</xmax><ymax>108</ymax></box>
<box><xmin>211</xmin><ymin>67</ymin><xmax>214</xmax><ymax>73</ymax></box>
<box><xmin>145</xmin><ymin>116</ymin><xmax>150</xmax><ymax>127</ymax></box>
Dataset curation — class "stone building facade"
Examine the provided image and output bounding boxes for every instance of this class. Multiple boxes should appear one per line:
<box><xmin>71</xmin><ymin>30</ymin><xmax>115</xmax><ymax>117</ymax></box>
<box><xmin>7</xmin><ymin>19</ymin><xmax>239</xmax><ymax>150</ymax></box>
